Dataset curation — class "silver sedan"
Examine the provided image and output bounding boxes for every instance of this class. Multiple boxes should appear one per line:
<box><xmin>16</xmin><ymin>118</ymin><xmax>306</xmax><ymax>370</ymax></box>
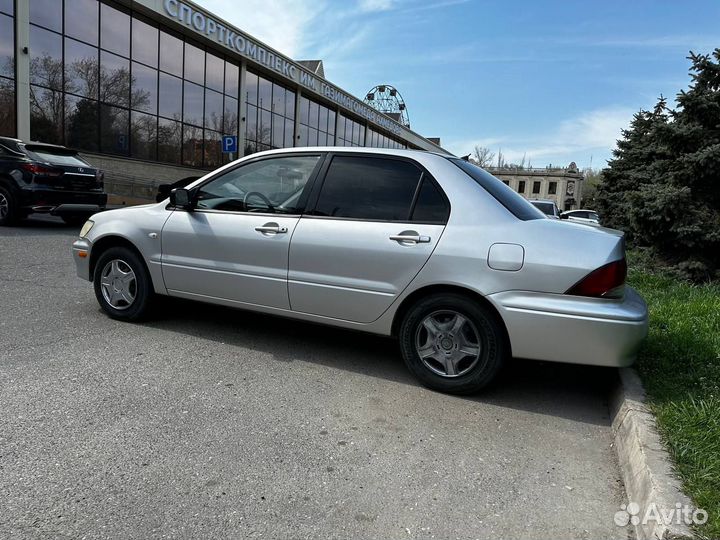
<box><xmin>72</xmin><ymin>148</ymin><xmax>648</xmax><ymax>394</ymax></box>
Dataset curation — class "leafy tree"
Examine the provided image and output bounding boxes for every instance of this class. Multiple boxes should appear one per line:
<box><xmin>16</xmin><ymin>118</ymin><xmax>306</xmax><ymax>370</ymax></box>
<box><xmin>596</xmin><ymin>49</ymin><xmax>720</xmax><ymax>281</ymax></box>
<box><xmin>580</xmin><ymin>168</ymin><xmax>603</xmax><ymax>208</ymax></box>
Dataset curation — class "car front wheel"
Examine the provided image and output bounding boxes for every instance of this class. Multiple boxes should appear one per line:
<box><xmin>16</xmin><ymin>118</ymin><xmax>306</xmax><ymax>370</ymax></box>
<box><xmin>93</xmin><ymin>246</ymin><xmax>153</xmax><ymax>321</ymax></box>
<box><xmin>399</xmin><ymin>293</ymin><xmax>507</xmax><ymax>394</ymax></box>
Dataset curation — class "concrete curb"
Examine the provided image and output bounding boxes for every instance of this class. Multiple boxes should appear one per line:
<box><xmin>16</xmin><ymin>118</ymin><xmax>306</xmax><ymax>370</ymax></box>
<box><xmin>610</xmin><ymin>367</ymin><xmax>695</xmax><ymax>540</ymax></box>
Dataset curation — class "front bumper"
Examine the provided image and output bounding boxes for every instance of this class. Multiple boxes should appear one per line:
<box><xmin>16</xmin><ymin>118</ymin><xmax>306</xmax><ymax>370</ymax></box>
<box><xmin>72</xmin><ymin>238</ymin><xmax>92</xmax><ymax>281</ymax></box>
<box><xmin>20</xmin><ymin>187</ymin><xmax>107</xmax><ymax>214</ymax></box>
<box><xmin>489</xmin><ymin>286</ymin><xmax>649</xmax><ymax>367</ymax></box>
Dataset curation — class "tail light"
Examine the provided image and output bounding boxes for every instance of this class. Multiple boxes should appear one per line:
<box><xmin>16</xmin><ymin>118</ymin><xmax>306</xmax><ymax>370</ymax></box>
<box><xmin>566</xmin><ymin>258</ymin><xmax>627</xmax><ymax>299</ymax></box>
<box><xmin>21</xmin><ymin>163</ymin><xmax>63</xmax><ymax>178</ymax></box>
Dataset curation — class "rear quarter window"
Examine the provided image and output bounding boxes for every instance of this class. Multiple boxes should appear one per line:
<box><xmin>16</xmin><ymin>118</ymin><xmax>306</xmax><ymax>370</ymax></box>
<box><xmin>449</xmin><ymin>158</ymin><xmax>544</xmax><ymax>221</ymax></box>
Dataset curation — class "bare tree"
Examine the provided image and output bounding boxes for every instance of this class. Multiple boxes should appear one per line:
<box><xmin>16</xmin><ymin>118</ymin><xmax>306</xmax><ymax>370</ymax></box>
<box><xmin>472</xmin><ymin>145</ymin><xmax>495</xmax><ymax>168</ymax></box>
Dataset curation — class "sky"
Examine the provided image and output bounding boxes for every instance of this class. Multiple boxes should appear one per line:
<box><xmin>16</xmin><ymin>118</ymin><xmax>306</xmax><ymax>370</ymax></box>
<box><xmin>196</xmin><ymin>0</ymin><xmax>720</xmax><ymax>169</ymax></box>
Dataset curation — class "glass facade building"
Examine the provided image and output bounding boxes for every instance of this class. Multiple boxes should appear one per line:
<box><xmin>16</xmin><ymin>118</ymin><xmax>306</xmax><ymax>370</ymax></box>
<box><xmin>0</xmin><ymin>0</ymin><xmax>14</xmax><ymax>137</ymax></box>
<box><xmin>1</xmin><ymin>0</ymin><xmax>445</xmax><ymax>173</ymax></box>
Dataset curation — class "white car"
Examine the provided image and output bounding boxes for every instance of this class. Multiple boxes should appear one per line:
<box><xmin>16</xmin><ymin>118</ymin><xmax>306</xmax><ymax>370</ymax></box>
<box><xmin>561</xmin><ymin>209</ymin><xmax>601</xmax><ymax>226</ymax></box>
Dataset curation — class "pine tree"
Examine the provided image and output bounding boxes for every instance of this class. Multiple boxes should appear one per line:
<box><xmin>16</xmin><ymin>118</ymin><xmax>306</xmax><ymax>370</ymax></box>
<box><xmin>597</xmin><ymin>49</ymin><xmax>720</xmax><ymax>280</ymax></box>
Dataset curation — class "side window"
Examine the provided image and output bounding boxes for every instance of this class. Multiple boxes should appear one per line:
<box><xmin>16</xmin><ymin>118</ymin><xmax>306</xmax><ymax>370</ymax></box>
<box><xmin>411</xmin><ymin>178</ymin><xmax>449</xmax><ymax>223</ymax></box>
<box><xmin>195</xmin><ymin>155</ymin><xmax>320</xmax><ymax>213</ymax></box>
<box><xmin>313</xmin><ymin>156</ymin><xmax>423</xmax><ymax>221</ymax></box>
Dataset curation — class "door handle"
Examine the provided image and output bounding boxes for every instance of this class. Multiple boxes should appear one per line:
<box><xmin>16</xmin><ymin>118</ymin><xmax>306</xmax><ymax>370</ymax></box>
<box><xmin>255</xmin><ymin>223</ymin><xmax>288</xmax><ymax>234</ymax></box>
<box><xmin>390</xmin><ymin>234</ymin><xmax>431</xmax><ymax>244</ymax></box>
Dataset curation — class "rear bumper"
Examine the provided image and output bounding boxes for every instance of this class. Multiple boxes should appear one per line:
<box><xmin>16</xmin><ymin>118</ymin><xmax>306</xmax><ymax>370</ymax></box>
<box><xmin>20</xmin><ymin>187</ymin><xmax>107</xmax><ymax>214</ymax></box>
<box><xmin>489</xmin><ymin>286</ymin><xmax>648</xmax><ymax>367</ymax></box>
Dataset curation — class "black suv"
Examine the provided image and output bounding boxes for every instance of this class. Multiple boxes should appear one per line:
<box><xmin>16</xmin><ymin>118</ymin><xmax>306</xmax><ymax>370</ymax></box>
<box><xmin>0</xmin><ymin>137</ymin><xmax>107</xmax><ymax>226</ymax></box>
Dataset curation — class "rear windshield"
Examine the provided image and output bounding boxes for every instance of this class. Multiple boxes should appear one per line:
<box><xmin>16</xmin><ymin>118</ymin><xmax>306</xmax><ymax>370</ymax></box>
<box><xmin>23</xmin><ymin>146</ymin><xmax>90</xmax><ymax>167</ymax></box>
<box><xmin>448</xmin><ymin>158</ymin><xmax>545</xmax><ymax>221</ymax></box>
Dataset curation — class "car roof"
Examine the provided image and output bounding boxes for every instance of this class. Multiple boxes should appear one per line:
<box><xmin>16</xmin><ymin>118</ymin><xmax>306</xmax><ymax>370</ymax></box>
<box><xmin>529</xmin><ymin>199</ymin><xmax>557</xmax><ymax>204</ymax></box>
<box><xmin>247</xmin><ymin>146</ymin><xmax>453</xmax><ymax>159</ymax></box>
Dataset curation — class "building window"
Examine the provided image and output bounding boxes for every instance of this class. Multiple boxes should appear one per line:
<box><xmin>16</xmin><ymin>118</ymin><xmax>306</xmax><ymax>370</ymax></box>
<box><xmin>297</xmin><ymin>95</ymin><xmax>335</xmax><ymax>148</ymax></box>
<box><xmin>65</xmin><ymin>0</ymin><xmax>99</xmax><ymax>46</ymax></box>
<box><xmin>244</xmin><ymin>71</ymin><xmax>295</xmax><ymax>155</ymax></box>
<box><xmin>0</xmin><ymin>7</ymin><xmax>15</xmax><ymax>137</ymax></box>
<box><xmin>30</xmin><ymin>0</ymin><xmax>62</xmax><ymax>33</ymax></box>
<box><xmin>502</xmin><ymin>180</ymin><xmax>509</xmax><ymax>185</ymax></box>
<box><xmin>100</xmin><ymin>3</ymin><xmax>130</xmax><ymax>57</ymax></box>
<box><xmin>337</xmin><ymin>113</ymin><xmax>364</xmax><ymax>147</ymax></box>
<box><xmin>518</xmin><ymin>180</ymin><xmax>526</xmax><ymax>194</ymax></box>
<box><xmin>548</xmin><ymin>181</ymin><xmax>557</xmax><ymax>195</ymax></box>
<box><xmin>532</xmin><ymin>181</ymin><xmax>541</xmax><ymax>194</ymax></box>
<box><xmin>368</xmin><ymin>128</ymin><xmax>406</xmax><ymax>149</ymax></box>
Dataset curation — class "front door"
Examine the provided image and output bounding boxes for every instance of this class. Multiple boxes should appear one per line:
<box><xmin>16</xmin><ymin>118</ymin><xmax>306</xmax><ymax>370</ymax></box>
<box><xmin>288</xmin><ymin>155</ymin><xmax>450</xmax><ymax>323</ymax></box>
<box><xmin>161</xmin><ymin>154</ymin><xmax>323</xmax><ymax>309</ymax></box>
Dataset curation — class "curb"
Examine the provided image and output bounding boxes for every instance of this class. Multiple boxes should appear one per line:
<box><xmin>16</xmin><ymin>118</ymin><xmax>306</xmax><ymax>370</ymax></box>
<box><xmin>610</xmin><ymin>367</ymin><xmax>695</xmax><ymax>540</ymax></box>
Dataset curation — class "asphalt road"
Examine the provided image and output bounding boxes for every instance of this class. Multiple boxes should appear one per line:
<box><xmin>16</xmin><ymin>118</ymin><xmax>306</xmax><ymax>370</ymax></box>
<box><xmin>1</xmin><ymin>216</ymin><xmax>628</xmax><ymax>539</ymax></box>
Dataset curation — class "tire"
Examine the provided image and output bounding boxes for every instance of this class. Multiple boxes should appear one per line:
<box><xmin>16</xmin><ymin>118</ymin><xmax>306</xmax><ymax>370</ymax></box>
<box><xmin>93</xmin><ymin>246</ymin><xmax>153</xmax><ymax>321</ymax></box>
<box><xmin>399</xmin><ymin>293</ymin><xmax>507</xmax><ymax>394</ymax></box>
<box><xmin>0</xmin><ymin>185</ymin><xmax>19</xmax><ymax>226</ymax></box>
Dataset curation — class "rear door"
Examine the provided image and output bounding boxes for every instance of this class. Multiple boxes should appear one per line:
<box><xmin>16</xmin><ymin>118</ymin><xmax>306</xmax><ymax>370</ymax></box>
<box><xmin>288</xmin><ymin>154</ymin><xmax>449</xmax><ymax>323</ymax></box>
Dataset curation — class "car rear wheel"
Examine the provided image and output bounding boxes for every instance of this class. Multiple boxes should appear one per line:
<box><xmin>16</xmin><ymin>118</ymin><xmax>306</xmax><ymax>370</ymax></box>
<box><xmin>0</xmin><ymin>186</ymin><xmax>19</xmax><ymax>226</ymax></box>
<box><xmin>93</xmin><ymin>247</ymin><xmax>153</xmax><ymax>321</ymax></box>
<box><xmin>399</xmin><ymin>293</ymin><xmax>506</xmax><ymax>394</ymax></box>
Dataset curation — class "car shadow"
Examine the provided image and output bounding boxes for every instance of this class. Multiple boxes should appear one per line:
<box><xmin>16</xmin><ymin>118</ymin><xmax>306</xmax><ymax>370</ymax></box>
<box><xmin>141</xmin><ymin>297</ymin><xmax>618</xmax><ymax>427</ymax></box>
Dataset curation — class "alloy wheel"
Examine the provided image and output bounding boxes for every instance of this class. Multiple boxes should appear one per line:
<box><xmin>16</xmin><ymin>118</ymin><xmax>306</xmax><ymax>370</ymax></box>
<box><xmin>0</xmin><ymin>192</ymin><xmax>8</xmax><ymax>219</ymax></box>
<box><xmin>100</xmin><ymin>259</ymin><xmax>137</xmax><ymax>310</ymax></box>
<box><xmin>414</xmin><ymin>310</ymin><xmax>482</xmax><ymax>377</ymax></box>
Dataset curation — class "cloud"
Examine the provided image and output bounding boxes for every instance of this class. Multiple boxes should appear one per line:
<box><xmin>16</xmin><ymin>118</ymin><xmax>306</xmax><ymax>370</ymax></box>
<box><xmin>358</xmin><ymin>0</ymin><xmax>395</xmax><ymax>12</ymax></box>
<box><xmin>590</xmin><ymin>35</ymin><xmax>720</xmax><ymax>51</ymax></box>
<box><xmin>195</xmin><ymin>0</ymin><xmax>326</xmax><ymax>58</ymax></box>
<box><xmin>447</xmin><ymin>106</ymin><xmax>635</xmax><ymax>168</ymax></box>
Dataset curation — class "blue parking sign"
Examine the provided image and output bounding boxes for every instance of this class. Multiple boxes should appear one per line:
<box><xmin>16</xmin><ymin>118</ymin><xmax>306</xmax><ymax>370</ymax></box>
<box><xmin>222</xmin><ymin>135</ymin><xmax>238</xmax><ymax>153</ymax></box>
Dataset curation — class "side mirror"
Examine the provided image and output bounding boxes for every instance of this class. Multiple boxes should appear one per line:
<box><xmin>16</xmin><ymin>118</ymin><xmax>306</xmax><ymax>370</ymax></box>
<box><xmin>559</xmin><ymin>213</ymin><xmax>568</xmax><ymax>220</ymax></box>
<box><xmin>169</xmin><ymin>188</ymin><xmax>193</xmax><ymax>210</ymax></box>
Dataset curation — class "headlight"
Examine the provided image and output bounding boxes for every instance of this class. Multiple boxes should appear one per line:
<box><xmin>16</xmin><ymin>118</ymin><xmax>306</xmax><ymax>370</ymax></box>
<box><xmin>79</xmin><ymin>220</ymin><xmax>94</xmax><ymax>238</ymax></box>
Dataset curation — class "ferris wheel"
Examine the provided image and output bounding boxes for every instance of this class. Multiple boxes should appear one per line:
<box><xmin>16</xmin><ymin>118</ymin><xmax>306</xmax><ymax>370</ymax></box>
<box><xmin>364</xmin><ymin>85</ymin><xmax>410</xmax><ymax>128</ymax></box>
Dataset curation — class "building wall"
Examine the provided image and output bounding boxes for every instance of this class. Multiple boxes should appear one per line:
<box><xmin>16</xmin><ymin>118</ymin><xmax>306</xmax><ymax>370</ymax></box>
<box><xmin>489</xmin><ymin>169</ymin><xmax>584</xmax><ymax>211</ymax></box>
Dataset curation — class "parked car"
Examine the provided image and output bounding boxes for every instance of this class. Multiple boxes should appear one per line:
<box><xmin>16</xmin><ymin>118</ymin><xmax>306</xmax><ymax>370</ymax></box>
<box><xmin>561</xmin><ymin>209</ymin><xmax>601</xmax><ymax>226</ymax></box>
<box><xmin>71</xmin><ymin>148</ymin><xmax>648</xmax><ymax>394</ymax></box>
<box><xmin>529</xmin><ymin>198</ymin><xmax>560</xmax><ymax>219</ymax></box>
<box><xmin>0</xmin><ymin>137</ymin><xmax>107</xmax><ymax>226</ymax></box>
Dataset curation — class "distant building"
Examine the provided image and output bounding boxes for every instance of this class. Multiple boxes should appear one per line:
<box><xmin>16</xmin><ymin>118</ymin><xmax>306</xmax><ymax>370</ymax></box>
<box><xmin>486</xmin><ymin>162</ymin><xmax>584</xmax><ymax>211</ymax></box>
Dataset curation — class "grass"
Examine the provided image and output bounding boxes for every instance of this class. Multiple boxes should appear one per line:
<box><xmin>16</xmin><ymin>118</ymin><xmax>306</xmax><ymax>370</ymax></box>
<box><xmin>627</xmin><ymin>250</ymin><xmax>720</xmax><ymax>539</ymax></box>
